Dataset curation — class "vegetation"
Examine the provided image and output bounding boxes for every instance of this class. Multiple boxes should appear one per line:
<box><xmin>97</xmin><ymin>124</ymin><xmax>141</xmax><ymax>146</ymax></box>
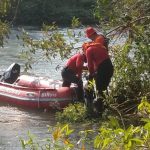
<box><xmin>0</xmin><ymin>0</ymin><xmax>10</xmax><ymax>46</ymax></box>
<box><xmin>94</xmin><ymin>0</ymin><xmax>150</xmax><ymax>117</ymax></box>
<box><xmin>1</xmin><ymin>0</ymin><xmax>97</xmax><ymax>26</ymax></box>
<box><xmin>56</xmin><ymin>103</ymin><xmax>88</xmax><ymax>123</ymax></box>
<box><xmin>20</xmin><ymin>99</ymin><xmax>150</xmax><ymax>149</ymax></box>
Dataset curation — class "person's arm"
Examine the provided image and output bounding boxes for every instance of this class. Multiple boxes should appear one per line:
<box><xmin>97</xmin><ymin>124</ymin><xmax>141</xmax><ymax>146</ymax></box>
<box><xmin>86</xmin><ymin>47</ymin><xmax>94</xmax><ymax>75</ymax></box>
<box><xmin>76</xmin><ymin>54</ymin><xmax>84</xmax><ymax>79</ymax></box>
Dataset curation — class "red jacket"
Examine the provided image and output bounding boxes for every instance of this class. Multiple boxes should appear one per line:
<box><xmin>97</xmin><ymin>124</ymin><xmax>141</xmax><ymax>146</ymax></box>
<box><xmin>94</xmin><ymin>34</ymin><xmax>105</xmax><ymax>46</ymax></box>
<box><xmin>86</xmin><ymin>44</ymin><xmax>109</xmax><ymax>75</ymax></box>
<box><xmin>66</xmin><ymin>53</ymin><xmax>85</xmax><ymax>79</ymax></box>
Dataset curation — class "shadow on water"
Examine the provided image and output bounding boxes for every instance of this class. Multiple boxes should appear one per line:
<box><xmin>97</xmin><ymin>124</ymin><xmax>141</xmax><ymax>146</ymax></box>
<box><xmin>0</xmin><ymin>102</ymin><xmax>57</xmax><ymax>150</ymax></box>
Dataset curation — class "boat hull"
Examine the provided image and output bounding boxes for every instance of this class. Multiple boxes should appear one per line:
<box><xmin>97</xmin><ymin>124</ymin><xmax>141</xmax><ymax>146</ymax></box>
<box><xmin>0</xmin><ymin>75</ymin><xmax>76</xmax><ymax>110</ymax></box>
<box><xmin>0</xmin><ymin>94</ymin><xmax>72</xmax><ymax>110</ymax></box>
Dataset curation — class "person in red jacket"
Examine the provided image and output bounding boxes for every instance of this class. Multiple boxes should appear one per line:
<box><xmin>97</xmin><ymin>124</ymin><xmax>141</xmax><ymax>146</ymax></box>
<box><xmin>85</xmin><ymin>26</ymin><xmax>109</xmax><ymax>50</ymax></box>
<box><xmin>82</xmin><ymin>43</ymin><xmax>114</xmax><ymax>115</ymax></box>
<box><xmin>61</xmin><ymin>53</ymin><xmax>86</xmax><ymax>102</ymax></box>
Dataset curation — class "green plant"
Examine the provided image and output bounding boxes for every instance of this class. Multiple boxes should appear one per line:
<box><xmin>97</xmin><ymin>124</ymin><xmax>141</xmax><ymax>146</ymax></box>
<box><xmin>19</xmin><ymin>21</ymin><xmax>83</xmax><ymax>71</ymax></box>
<box><xmin>20</xmin><ymin>124</ymin><xmax>75</xmax><ymax>150</ymax></box>
<box><xmin>94</xmin><ymin>0</ymin><xmax>150</xmax><ymax>104</ymax></box>
<box><xmin>56</xmin><ymin>103</ymin><xmax>87</xmax><ymax>123</ymax></box>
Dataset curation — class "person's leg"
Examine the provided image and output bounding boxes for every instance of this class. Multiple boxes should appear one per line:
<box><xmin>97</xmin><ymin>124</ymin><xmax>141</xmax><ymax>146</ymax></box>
<box><xmin>62</xmin><ymin>80</ymin><xmax>71</xmax><ymax>87</ymax></box>
<box><xmin>96</xmin><ymin>59</ymin><xmax>114</xmax><ymax>95</ymax></box>
<box><xmin>95</xmin><ymin>59</ymin><xmax>114</xmax><ymax>114</ymax></box>
<box><xmin>76</xmin><ymin>79</ymin><xmax>84</xmax><ymax>102</ymax></box>
<box><xmin>61</xmin><ymin>67</ymin><xmax>84</xmax><ymax>101</ymax></box>
<box><xmin>61</xmin><ymin>67</ymin><xmax>71</xmax><ymax>87</ymax></box>
<box><xmin>64</xmin><ymin>71</ymin><xmax>84</xmax><ymax>102</ymax></box>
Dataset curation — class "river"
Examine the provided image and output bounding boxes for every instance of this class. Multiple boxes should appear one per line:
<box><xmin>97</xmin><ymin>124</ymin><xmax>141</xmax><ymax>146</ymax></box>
<box><xmin>0</xmin><ymin>104</ymin><xmax>56</xmax><ymax>149</ymax></box>
<box><xmin>0</xmin><ymin>27</ymin><xmax>87</xmax><ymax>150</ymax></box>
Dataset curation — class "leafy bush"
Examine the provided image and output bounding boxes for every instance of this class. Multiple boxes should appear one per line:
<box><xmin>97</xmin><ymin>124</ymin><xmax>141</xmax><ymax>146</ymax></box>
<box><xmin>93</xmin><ymin>0</ymin><xmax>150</xmax><ymax>116</ymax></box>
<box><xmin>56</xmin><ymin>103</ymin><xmax>88</xmax><ymax>123</ymax></box>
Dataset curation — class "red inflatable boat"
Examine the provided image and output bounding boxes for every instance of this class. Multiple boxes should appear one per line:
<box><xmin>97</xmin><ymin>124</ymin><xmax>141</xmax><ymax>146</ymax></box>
<box><xmin>0</xmin><ymin>63</ymin><xmax>76</xmax><ymax>110</ymax></box>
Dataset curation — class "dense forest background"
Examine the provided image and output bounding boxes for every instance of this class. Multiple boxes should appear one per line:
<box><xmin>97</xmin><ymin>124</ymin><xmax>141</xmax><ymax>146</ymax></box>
<box><xmin>5</xmin><ymin>0</ymin><xmax>97</xmax><ymax>26</ymax></box>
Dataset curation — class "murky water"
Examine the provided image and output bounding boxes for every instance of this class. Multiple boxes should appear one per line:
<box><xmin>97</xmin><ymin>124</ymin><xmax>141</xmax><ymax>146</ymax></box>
<box><xmin>0</xmin><ymin>28</ymin><xmax>86</xmax><ymax>150</ymax></box>
<box><xmin>0</xmin><ymin>103</ymin><xmax>56</xmax><ymax>150</ymax></box>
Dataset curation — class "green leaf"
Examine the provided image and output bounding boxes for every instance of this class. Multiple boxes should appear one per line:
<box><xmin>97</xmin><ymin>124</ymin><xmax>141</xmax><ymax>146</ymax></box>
<box><xmin>102</xmin><ymin>138</ymin><xmax>111</xmax><ymax>150</ymax></box>
<box><xmin>130</xmin><ymin>138</ymin><xmax>143</xmax><ymax>145</ymax></box>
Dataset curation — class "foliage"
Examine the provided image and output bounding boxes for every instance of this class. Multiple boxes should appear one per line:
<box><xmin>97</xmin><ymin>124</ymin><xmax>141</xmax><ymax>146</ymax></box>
<box><xmin>93</xmin><ymin>118</ymin><xmax>150</xmax><ymax>150</ymax></box>
<box><xmin>0</xmin><ymin>20</ymin><xmax>10</xmax><ymax>46</ymax></box>
<box><xmin>20</xmin><ymin>99</ymin><xmax>150</xmax><ymax>150</ymax></box>
<box><xmin>96</xmin><ymin>98</ymin><xmax>150</xmax><ymax>149</ymax></box>
<box><xmin>20</xmin><ymin>124</ymin><xmax>75</xmax><ymax>150</ymax></box>
<box><xmin>94</xmin><ymin>0</ymin><xmax>150</xmax><ymax>31</ymax></box>
<box><xmin>0</xmin><ymin>0</ymin><xmax>19</xmax><ymax>47</ymax></box>
<box><xmin>0</xmin><ymin>0</ymin><xmax>10</xmax><ymax>47</ymax></box>
<box><xmin>138</xmin><ymin>97</ymin><xmax>150</xmax><ymax>119</ymax></box>
<box><xmin>56</xmin><ymin>103</ymin><xmax>88</xmax><ymax>123</ymax></box>
<box><xmin>19</xmin><ymin>21</ymin><xmax>83</xmax><ymax>71</ymax></box>
<box><xmin>93</xmin><ymin>0</ymin><xmax>150</xmax><ymax>109</ymax></box>
<box><xmin>0</xmin><ymin>0</ymin><xmax>11</xmax><ymax>16</ymax></box>
<box><xmin>15</xmin><ymin>0</ymin><xmax>96</xmax><ymax>26</ymax></box>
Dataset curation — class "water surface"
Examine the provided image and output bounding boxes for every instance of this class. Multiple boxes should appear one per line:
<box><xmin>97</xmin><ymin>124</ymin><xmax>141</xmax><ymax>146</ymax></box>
<box><xmin>0</xmin><ymin>103</ymin><xmax>56</xmax><ymax>150</ymax></box>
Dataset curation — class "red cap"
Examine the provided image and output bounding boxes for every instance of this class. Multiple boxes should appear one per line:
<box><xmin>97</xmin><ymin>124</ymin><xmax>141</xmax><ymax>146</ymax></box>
<box><xmin>85</xmin><ymin>27</ymin><xmax>96</xmax><ymax>38</ymax></box>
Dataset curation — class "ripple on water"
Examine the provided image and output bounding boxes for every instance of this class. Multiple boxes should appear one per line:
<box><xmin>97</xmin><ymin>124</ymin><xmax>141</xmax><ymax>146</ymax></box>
<box><xmin>0</xmin><ymin>103</ymin><xmax>57</xmax><ymax>150</ymax></box>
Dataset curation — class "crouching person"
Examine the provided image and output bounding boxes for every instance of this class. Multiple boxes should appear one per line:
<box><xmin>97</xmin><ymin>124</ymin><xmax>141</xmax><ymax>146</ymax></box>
<box><xmin>61</xmin><ymin>53</ymin><xmax>86</xmax><ymax>102</ymax></box>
